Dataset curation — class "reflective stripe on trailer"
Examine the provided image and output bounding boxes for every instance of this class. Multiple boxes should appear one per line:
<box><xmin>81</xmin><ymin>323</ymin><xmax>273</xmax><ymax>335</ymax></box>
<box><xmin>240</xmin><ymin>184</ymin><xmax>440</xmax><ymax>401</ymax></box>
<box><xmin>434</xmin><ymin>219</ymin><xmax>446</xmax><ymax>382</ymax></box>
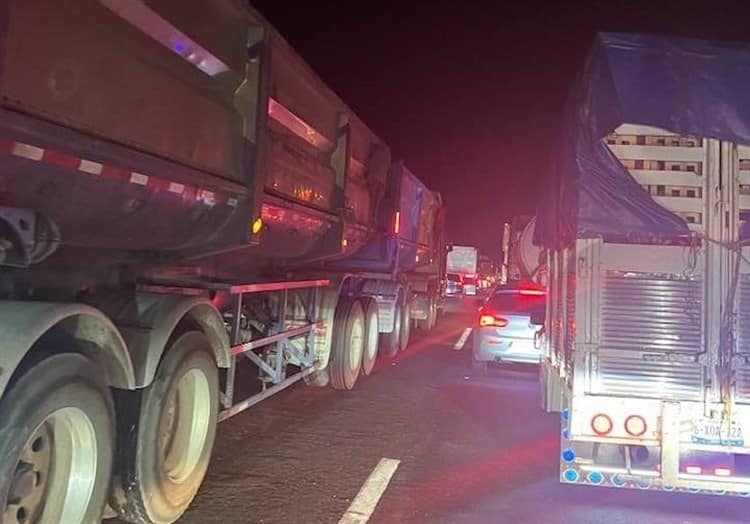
<box><xmin>0</xmin><ymin>138</ymin><xmax>241</xmax><ymax>207</ymax></box>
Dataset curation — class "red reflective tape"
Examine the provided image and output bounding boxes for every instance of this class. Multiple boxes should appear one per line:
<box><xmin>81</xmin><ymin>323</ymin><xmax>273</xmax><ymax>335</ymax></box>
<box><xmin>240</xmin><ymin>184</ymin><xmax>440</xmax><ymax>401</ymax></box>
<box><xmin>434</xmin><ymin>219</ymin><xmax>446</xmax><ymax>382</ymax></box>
<box><xmin>146</xmin><ymin>176</ymin><xmax>171</xmax><ymax>191</ymax></box>
<box><xmin>182</xmin><ymin>185</ymin><xmax>198</xmax><ymax>200</ymax></box>
<box><xmin>101</xmin><ymin>164</ymin><xmax>131</xmax><ymax>182</ymax></box>
<box><xmin>2</xmin><ymin>139</ymin><xmax>242</xmax><ymax>206</ymax></box>
<box><xmin>0</xmin><ymin>139</ymin><xmax>15</xmax><ymax>155</ymax></box>
<box><xmin>41</xmin><ymin>149</ymin><xmax>81</xmax><ymax>170</ymax></box>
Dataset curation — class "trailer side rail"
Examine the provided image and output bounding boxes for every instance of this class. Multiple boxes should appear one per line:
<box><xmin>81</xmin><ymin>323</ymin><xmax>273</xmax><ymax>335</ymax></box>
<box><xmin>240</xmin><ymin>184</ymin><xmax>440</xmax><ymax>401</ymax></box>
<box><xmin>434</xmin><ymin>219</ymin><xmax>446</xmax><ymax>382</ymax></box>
<box><xmin>140</xmin><ymin>279</ymin><xmax>329</xmax><ymax>422</ymax></box>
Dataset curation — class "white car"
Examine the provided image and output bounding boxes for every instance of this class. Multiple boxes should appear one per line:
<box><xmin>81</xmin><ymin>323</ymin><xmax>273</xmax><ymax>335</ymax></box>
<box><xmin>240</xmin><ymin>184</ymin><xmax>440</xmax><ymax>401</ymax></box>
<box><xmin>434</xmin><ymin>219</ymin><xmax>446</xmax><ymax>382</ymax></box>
<box><xmin>472</xmin><ymin>286</ymin><xmax>546</xmax><ymax>370</ymax></box>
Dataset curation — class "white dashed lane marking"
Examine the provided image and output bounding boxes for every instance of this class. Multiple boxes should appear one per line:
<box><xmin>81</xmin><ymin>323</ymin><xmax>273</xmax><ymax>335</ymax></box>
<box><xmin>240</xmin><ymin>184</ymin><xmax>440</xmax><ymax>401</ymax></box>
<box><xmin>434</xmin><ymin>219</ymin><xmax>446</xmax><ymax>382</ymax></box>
<box><xmin>453</xmin><ymin>328</ymin><xmax>472</xmax><ymax>350</ymax></box>
<box><xmin>338</xmin><ymin>458</ymin><xmax>400</xmax><ymax>524</ymax></box>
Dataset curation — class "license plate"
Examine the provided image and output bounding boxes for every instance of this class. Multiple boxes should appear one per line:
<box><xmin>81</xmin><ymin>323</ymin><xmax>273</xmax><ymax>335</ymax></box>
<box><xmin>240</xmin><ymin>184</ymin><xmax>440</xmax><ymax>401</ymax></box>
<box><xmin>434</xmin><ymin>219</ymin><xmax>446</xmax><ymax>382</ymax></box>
<box><xmin>691</xmin><ymin>418</ymin><xmax>744</xmax><ymax>446</ymax></box>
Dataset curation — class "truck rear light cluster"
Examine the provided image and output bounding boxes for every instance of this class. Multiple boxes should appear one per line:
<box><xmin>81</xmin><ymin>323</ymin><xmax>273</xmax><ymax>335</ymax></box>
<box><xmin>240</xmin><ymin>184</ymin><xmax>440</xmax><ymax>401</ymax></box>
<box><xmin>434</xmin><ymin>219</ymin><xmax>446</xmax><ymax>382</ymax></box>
<box><xmin>589</xmin><ymin>413</ymin><xmax>652</xmax><ymax>438</ymax></box>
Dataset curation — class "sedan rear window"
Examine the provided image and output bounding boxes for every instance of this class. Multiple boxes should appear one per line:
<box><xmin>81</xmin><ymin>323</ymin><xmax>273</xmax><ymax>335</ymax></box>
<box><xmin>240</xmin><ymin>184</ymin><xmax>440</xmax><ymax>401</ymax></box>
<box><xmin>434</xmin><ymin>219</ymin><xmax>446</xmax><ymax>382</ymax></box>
<box><xmin>487</xmin><ymin>292</ymin><xmax>546</xmax><ymax>315</ymax></box>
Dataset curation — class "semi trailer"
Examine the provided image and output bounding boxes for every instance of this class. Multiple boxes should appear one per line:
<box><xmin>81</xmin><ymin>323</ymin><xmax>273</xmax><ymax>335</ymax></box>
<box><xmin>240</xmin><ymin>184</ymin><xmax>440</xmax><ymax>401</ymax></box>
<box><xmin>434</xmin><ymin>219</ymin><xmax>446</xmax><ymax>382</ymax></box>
<box><xmin>0</xmin><ymin>2</ymin><xmax>444</xmax><ymax>523</ymax></box>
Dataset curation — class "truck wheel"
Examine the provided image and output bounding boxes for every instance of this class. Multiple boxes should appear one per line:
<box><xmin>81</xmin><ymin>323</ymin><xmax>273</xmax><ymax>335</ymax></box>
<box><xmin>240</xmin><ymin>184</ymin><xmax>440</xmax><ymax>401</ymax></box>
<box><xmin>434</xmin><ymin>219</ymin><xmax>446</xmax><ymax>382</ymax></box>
<box><xmin>416</xmin><ymin>295</ymin><xmax>437</xmax><ymax>331</ymax></box>
<box><xmin>112</xmin><ymin>331</ymin><xmax>218</xmax><ymax>524</ymax></box>
<box><xmin>427</xmin><ymin>294</ymin><xmax>438</xmax><ymax>330</ymax></box>
<box><xmin>379</xmin><ymin>299</ymin><xmax>402</xmax><ymax>358</ymax></box>
<box><xmin>0</xmin><ymin>354</ymin><xmax>114</xmax><ymax>524</ymax></box>
<box><xmin>329</xmin><ymin>298</ymin><xmax>365</xmax><ymax>390</ymax></box>
<box><xmin>399</xmin><ymin>295</ymin><xmax>412</xmax><ymax>352</ymax></box>
<box><xmin>360</xmin><ymin>297</ymin><xmax>380</xmax><ymax>376</ymax></box>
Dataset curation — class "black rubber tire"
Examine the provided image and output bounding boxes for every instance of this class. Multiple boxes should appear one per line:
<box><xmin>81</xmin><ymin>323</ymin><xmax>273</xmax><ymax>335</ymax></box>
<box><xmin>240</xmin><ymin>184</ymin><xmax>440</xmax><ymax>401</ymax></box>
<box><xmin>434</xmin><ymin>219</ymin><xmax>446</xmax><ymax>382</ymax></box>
<box><xmin>0</xmin><ymin>353</ymin><xmax>114</xmax><ymax>524</ymax></box>
<box><xmin>359</xmin><ymin>297</ymin><xmax>380</xmax><ymax>376</ymax></box>
<box><xmin>379</xmin><ymin>299</ymin><xmax>402</xmax><ymax>358</ymax></box>
<box><xmin>112</xmin><ymin>332</ymin><xmax>219</xmax><ymax>524</ymax></box>
<box><xmin>399</xmin><ymin>293</ymin><xmax>412</xmax><ymax>352</ymax></box>
<box><xmin>329</xmin><ymin>298</ymin><xmax>365</xmax><ymax>390</ymax></box>
<box><xmin>415</xmin><ymin>294</ymin><xmax>438</xmax><ymax>331</ymax></box>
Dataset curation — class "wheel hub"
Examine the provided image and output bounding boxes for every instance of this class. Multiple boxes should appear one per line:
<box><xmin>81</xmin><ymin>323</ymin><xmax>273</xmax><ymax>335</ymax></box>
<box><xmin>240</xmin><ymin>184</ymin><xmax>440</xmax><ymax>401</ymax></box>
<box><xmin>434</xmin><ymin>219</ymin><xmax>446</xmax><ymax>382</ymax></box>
<box><xmin>349</xmin><ymin>315</ymin><xmax>364</xmax><ymax>369</ymax></box>
<box><xmin>4</xmin><ymin>408</ymin><xmax>98</xmax><ymax>524</ymax></box>
<box><xmin>158</xmin><ymin>368</ymin><xmax>211</xmax><ymax>485</ymax></box>
<box><xmin>10</xmin><ymin>463</ymin><xmax>36</xmax><ymax>502</ymax></box>
<box><xmin>5</xmin><ymin>424</ymin><xmax>52</xmax><ymax>524</ymax></box>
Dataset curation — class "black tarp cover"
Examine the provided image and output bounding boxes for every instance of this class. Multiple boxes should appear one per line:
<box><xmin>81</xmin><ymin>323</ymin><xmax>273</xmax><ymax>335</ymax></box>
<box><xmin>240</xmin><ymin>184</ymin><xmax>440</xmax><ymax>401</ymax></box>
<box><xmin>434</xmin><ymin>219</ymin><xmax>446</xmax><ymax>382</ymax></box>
<box><xmin>536</xmin><ymin>33</ymin><xmax>750</xmax><ymax>248</ymax></box>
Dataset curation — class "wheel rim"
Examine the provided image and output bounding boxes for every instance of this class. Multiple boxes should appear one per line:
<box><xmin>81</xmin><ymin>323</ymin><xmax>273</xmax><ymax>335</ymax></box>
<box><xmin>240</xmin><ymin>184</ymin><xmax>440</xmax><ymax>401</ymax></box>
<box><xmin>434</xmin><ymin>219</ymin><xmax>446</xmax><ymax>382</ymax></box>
<box><xmin>348</xmin><ymin>311</ymin><xmax>365</xmax><ymax>370</ymax></box>
<box><xmin>159</xmin><ymin>368</ymin><xmax>212</xmax><ymax>485</ymax></box>
<box><xmin>401</xmin><ymin>301</ymin><xmax>411</xmax><ymax>347</ymax></box>
<box><xmin>393</xmin><ymin>306</ymin><xmax>402</xmax><ymax>345</ymax></box>
<box><xmin>4</xmin><ymin>408</ymin><xmax>98</xmax><ymax>524</ymax></box>
<box><xmin>365</xmin><ymin>310</ymin><xmax>379</xmax><ymax>363</ymax></box>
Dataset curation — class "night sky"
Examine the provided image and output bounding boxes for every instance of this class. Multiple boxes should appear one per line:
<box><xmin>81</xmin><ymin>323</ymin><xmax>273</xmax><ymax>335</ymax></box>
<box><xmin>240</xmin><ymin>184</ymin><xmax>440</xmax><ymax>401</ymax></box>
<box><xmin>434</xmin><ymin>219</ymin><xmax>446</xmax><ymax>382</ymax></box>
<box><xmin>252</xmin><ymin>0</ymin><xmax>750</xmax><ymax>259</ymax></box>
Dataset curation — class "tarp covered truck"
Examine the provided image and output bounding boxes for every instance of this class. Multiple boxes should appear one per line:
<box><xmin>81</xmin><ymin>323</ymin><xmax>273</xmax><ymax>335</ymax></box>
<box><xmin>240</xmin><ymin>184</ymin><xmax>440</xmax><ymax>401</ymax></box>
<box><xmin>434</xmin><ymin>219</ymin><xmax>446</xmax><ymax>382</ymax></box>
<box><xmin>0</xmin><ymin>2</ymin><xmax>443</xmax><ymax>522</ymax></box>
<box><xmin>539</xmin><ymin>33</ymin><xmax>750</xmax><ymax>496</ymax></box>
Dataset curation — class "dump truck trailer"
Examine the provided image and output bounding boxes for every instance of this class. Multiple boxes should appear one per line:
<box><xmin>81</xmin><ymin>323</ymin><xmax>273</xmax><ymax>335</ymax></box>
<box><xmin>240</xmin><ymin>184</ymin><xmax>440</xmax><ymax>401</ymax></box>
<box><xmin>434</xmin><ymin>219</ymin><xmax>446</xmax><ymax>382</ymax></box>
<box><xmin>0</xmin><ymin>2</ymin><xmax>444</xmax><ymax>523</ymax></box>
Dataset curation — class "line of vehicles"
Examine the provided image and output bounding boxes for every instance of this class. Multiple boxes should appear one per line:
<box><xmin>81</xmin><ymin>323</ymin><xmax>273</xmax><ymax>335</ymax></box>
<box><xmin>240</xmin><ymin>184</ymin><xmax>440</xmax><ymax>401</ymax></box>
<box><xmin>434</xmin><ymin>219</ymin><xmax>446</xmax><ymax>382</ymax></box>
<box><xmin>0</xmin><ymin>2</ymin><xmax>451</xmax><ymax>523</ymax></box>
<box><xmin>444</xmin><ymin>245</ymin><xmax>499</xmax><ymax>297</ymax></box>
<box><xmin>3</xmin><ymin>1</ymin><xmax>746</xmax><ymax>521</ymax></box>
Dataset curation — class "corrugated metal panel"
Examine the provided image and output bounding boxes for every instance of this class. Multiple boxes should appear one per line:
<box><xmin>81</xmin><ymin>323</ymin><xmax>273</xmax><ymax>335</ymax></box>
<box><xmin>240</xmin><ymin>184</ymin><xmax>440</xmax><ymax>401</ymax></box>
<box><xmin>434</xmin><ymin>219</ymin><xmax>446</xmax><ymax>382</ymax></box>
<box><xmin>734</xmin><ymin>278</ymin><xmax>750</xmax><ymax>402</ymax></box>
<box><xmin>595</xmin><ymin>273</ymin><xmax>704</xmax><ymax>400</ymax></box>
<box><xmin>565</xmin><ymin>256</ymin><xmax>576</xmax><ymax>364</ymax></box>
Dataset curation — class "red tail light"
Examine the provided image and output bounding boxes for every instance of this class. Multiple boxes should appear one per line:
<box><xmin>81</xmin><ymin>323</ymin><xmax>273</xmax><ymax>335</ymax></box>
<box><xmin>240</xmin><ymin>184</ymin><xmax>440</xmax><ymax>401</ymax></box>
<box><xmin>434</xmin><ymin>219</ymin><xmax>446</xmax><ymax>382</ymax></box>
<box><xmin>715</xmin><ymin>467</ymin><xmax>732</xmax><ymax>477</ymax></box>
<box><xmin>478</xmin><ymin>308</ymin><xmax>508</xmax><ymax>328</ymax></box>
<box><xmin>394</xmin><ymin>211</ymin><xmax>401</xmax><ymax>234</ymax></box>
<box><xmin>518</xmin><ymin>286</ymin><xmax>545</xmax><ymax>296</ymax></box>
<box><xmin>591</xmin><ymin>413</ymin><xmax>613</xmax><ymax>436</ymax></box>
<box><xmin>624</xmin><ymin>415</ymin><xmax>648</xmax><ymax>437</ymax></box>
<box><xmin>685</xmin><ymin>465</ymin><xmax>702</xmax><ymax>475</ymax></box>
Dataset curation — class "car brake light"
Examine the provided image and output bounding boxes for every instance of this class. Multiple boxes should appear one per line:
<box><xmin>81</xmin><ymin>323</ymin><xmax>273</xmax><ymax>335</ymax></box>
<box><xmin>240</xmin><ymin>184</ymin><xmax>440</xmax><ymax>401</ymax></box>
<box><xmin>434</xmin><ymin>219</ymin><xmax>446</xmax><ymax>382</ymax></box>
<box><xmin>591</xmin><ymin>414</ymin><xmax>613</xmax><ymax>436</ymax></box>
<box><xmin>478</xmin><ymin>309</ymin><xmax>508</xmax><ymax>328</ymax></box>
<box><xmin>394</xmin><ymin>211</ymin><xmax>400</xmax><ymax>234</ymax></box>
<box><xmin>519</xmin><ymin>287</ymin><xmax>545</xmax><ymax>296</ymax></box>
<box><xmin>685</xmin><ymin>465</ymin><xmax>702</xmax><ymax>475</ymax></box>
<box><xmin>624</xmin><ymin>415</ymin><xmax>647</xmax><ymax>437</ymax></box>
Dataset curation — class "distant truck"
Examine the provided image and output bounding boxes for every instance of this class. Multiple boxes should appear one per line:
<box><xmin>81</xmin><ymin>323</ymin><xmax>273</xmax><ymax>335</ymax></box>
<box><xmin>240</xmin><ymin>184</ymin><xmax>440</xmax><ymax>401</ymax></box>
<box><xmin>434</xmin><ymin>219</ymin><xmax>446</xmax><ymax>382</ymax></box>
<box><xmin>446</xmin><ymin>245</ymin><xmax>479</xmax><ymax>295</ymax></box>
<box><xmin>477</xmin><ymin>254</ymin><xmax>497</xmax><ymax>289</ymax></box>
<box><xmin>0</xmin><ymin>2</ymin><xmax>444</xmax><ymax>523</ymax></box>
<box><xmin>540</xmin><ymin>33</ymin><xmax>750</xmax><ymax>497</ymax></box>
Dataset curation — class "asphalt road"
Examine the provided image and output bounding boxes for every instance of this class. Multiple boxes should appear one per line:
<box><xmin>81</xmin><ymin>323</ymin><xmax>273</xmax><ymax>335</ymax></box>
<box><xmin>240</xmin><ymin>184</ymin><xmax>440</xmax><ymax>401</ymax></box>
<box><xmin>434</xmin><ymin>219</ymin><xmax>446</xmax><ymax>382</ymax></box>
<box><xmin>140</xmin><ymin>296</ymin><xmax>750</xmax><ymax>523</ymax></box>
